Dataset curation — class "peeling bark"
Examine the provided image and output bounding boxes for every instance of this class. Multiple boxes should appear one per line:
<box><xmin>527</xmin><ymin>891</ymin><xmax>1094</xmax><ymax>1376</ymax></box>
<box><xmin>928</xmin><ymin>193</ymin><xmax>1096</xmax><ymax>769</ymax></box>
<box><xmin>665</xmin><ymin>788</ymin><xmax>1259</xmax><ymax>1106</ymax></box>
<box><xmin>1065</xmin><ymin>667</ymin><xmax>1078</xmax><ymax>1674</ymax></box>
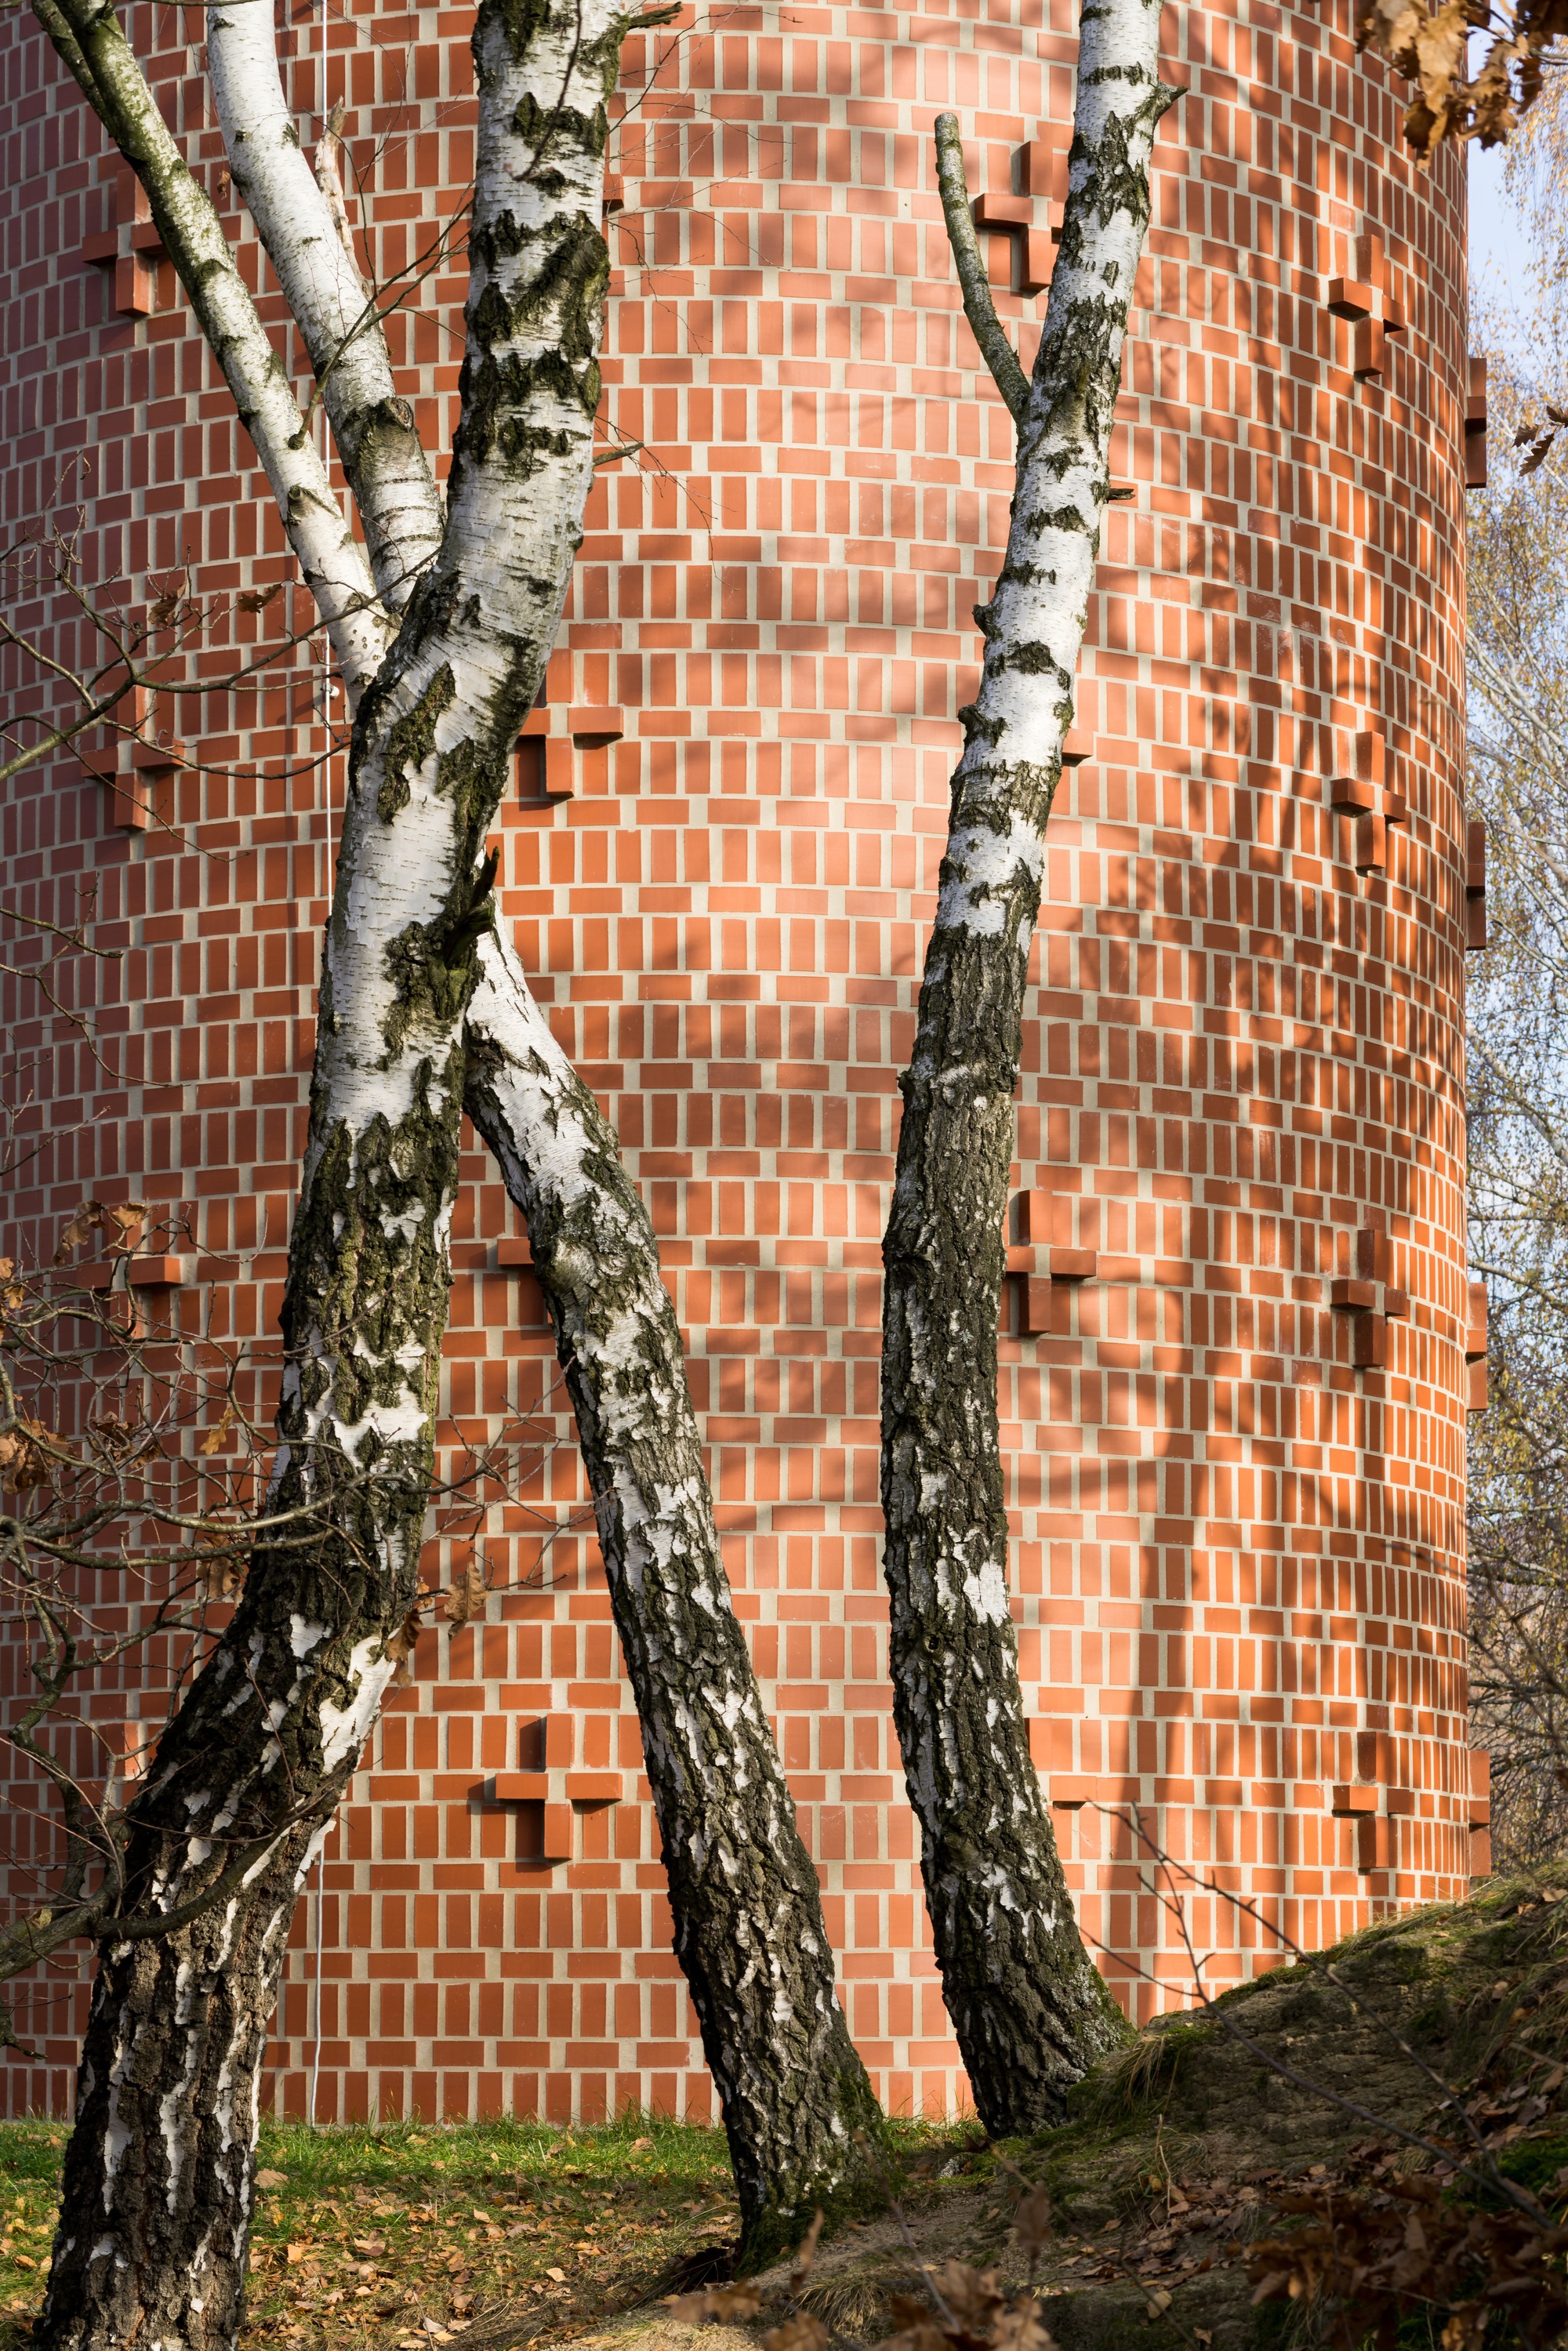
<box><xmin>878</xmin><ymin>0</ymin><xmax>1177</xmax><ymax>2133</ymax></box>
<box><xmin>37</xmin><ymin>0</ymin><xmax>627</xmax><ymax>2341</ymax></box>
<box><xmin>464</xmin><ymin>928</ymin><xmax>881</xmax><ymax>2262</ymax></box>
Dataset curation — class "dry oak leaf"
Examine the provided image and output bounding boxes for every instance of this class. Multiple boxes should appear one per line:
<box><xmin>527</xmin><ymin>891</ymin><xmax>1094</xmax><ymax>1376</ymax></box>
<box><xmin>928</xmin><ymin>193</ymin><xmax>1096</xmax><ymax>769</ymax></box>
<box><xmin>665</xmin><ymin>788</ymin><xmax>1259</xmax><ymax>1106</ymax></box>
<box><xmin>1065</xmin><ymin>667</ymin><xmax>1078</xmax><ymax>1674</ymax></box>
<box><xmin>1012</xmin><ymin>2182</ymin><xmax>1054</xmax><ymax>2259</ymax></box>
<box><xmin>989</xmin><ymin>2303</ymin><xmax>1054</xmax><ymax>2351</ymax></box>
<box><xmin>53</xmin><ymin>1199</ymin><xmax>105</xmax><ymax>1263</ymax></box>
<box><xmin>286</xmin><ymin>2243</ymin><xmax>307</xmax><ymax>2266</ymax></box>
<box><xmin>667</xmin><ymin>2284</ymin><xmax>763</xmax><ymax>2324</ymax></box>
<box><xmin>0</xmin><ymin>1419</ymin><xmax>54</xmax><ymax>1490</ymax></box>
<box><xmin>762</xmin><ymin>2320</ymin><xmax>829</xmax><ymax>2351</ymax></box>
<box><xmin>384</xmin><ymin>1607</ymin><xmax>426</xmax><ymax>1686</ymax></box>
<box><xmin>101</xmin><ymin>1202</ymin><xmax>147</xmax><ymax>1250</ymax></box>
<box><xmin>927</xmin><ymin>2264</ymin><xmax>1004</xmax><ymax>2331</ymax></box>
<box><xmin>870</xmin><ymin>2322</ymin><xmax>946</xmax><ymax>2351</ymax></box>
<box><xmin>199</xmin><ymin>1407</ymin><xmax>235</xmax><ymax>1457</ymax></box>
<box><xmin>256</xmin><ymin>2169</ymin><xmax>288</xmax><ymax>2190</ymax></box>
<box><xmin>444</xmin><ymin>1557</ymin><xmax>488</xmax><ymax>1627</ymax></box>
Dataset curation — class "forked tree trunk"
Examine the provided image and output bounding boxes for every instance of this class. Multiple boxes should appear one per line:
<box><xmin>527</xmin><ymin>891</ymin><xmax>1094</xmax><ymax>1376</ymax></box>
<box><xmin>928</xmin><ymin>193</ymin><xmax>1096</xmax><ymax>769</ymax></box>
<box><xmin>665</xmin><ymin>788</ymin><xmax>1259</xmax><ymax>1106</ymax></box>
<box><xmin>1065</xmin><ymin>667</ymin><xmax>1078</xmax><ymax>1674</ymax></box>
<box><xmin>465</xmin><ymin>930</ymin><xmax>881</xmax><ymax>2262</ymax></box>
<box><xmin>34</xmin><ymin>0</ymin><xmax>622</xmax><ymax>2339</ymax></box>
<box><xmin>879</xmin><ymin>0</ymin><xmax>1177</xmax><ymax>2133</ymax></box>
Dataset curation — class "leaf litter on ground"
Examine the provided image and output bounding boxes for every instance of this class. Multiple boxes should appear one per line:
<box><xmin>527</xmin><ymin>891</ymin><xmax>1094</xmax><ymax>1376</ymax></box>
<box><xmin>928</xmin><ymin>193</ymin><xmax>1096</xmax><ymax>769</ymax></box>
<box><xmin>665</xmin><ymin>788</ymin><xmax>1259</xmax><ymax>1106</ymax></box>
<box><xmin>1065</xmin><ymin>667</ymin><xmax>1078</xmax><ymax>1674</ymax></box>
<box><xmin>0</xmin><ymin>2112</ymin><xmax>979</xmax><ymax>2351</ymax></box>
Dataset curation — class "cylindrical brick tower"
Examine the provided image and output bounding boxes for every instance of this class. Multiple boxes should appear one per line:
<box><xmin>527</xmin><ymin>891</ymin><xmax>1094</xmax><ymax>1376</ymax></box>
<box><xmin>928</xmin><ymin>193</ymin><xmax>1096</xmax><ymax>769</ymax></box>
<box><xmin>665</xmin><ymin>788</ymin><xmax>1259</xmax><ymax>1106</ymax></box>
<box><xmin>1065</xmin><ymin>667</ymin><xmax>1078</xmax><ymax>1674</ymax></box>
<box><xmin>0</xmin><ymin>0</ymin><xmax>1479</xmax><ymax>2123</ymax></box>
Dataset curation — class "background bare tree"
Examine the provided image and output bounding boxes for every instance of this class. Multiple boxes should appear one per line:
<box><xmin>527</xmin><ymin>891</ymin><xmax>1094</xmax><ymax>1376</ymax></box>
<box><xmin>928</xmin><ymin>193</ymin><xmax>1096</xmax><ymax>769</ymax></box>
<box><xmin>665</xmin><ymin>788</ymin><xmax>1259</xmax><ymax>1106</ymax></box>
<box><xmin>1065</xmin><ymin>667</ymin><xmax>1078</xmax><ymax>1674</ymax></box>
<box><xmin>1461</xmin><ymin>78</ymin><xmax>1568</xmax><ymax>1872</ymax></box>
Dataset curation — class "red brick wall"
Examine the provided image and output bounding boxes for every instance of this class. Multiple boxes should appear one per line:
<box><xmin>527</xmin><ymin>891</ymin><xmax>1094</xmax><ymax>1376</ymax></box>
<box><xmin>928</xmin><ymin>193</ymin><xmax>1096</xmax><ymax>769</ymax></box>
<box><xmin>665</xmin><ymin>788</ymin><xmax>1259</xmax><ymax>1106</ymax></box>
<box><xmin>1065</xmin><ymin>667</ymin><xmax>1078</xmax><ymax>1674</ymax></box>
<box><xmin>0</xmin><ymin>0</ymin><xmax>1476</xmax><ymax>2124</ymax></box>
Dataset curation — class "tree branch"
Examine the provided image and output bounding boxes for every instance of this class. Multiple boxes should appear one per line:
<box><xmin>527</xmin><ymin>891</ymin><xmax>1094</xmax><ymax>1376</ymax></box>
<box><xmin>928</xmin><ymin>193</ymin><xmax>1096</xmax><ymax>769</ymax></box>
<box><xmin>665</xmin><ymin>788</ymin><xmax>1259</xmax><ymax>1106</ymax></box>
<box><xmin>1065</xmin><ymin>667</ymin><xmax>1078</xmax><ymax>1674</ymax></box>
<box><xmin>33</xmin><ymin>0</ymin><xmax>394</xmax><ymax>700</ymax></box>
<box><xmin>206</xmin><ymin>0</ymin><xmax>445</xmax><ymax>608</ymax></box>
<box><xmin>933</xmin><ymin>112</ymin><xmax>1029</xmax><ymax>426</ymax></box>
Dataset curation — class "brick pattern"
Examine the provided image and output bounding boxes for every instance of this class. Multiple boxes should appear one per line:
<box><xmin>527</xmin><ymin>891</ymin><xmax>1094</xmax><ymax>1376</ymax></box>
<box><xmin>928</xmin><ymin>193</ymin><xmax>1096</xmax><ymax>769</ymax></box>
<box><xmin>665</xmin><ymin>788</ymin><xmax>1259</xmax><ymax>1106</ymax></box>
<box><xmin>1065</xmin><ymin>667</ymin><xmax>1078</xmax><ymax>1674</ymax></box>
<box><xmin>0</xmin><ymin>0</ymin><xmax>1475</xmax><ymax>2124</ymax></box>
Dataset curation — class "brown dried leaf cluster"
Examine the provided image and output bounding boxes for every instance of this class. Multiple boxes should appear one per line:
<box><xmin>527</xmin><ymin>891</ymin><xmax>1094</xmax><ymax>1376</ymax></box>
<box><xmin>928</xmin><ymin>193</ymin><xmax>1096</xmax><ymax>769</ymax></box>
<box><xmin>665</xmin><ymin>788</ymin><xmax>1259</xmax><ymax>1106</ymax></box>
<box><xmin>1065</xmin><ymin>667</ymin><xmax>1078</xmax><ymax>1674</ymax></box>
<box><xmin>0</xmin><ymin>1417</ymin><xmax>53</xmax><ymax>1490</ymax></box>
<box><xmin>667</xmin><ymin>2250</ymin><xmax>1053</xmax><ymax>2351</ymax></box>
<box><xmin>667</xmin><ymin>2280</ymin><xmax>765</xmax><ymax>2325</ymax></box>
<box><xmin>51</xmin><ymin>1197</ymin><xmax>147</xmax><ymax>1263</ymax></box>
<box><xmin>1247</xmin><ymin>2158</ymin><xmax>1568</xmax><ymax>2349</ymax></box>
<box><xmin>1354</xmin><ymin>0</ymin><xmax>1568</xmax><ymax>156</ymax></box>
<box><xmin>873</xmin><ymin>2262</ymin><xmax>1054</xmax><ymax>2351</ymax></box>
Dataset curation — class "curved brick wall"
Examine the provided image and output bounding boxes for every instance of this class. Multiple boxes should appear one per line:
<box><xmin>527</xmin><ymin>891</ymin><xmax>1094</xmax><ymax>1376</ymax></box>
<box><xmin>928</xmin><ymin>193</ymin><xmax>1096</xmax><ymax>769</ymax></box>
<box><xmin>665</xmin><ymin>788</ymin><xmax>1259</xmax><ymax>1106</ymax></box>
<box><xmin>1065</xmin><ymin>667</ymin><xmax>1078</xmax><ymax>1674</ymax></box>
<box><xmin>0</xmin><ymin>0</ymin><xmax>1477</xmax><ymax>2122</ymax></box>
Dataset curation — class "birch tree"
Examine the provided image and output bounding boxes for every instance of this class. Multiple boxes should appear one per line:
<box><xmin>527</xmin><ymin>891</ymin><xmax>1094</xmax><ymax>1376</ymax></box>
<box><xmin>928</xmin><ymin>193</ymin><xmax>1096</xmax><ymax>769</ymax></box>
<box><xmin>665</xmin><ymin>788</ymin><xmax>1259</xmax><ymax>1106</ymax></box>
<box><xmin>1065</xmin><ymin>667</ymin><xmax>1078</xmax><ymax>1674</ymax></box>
<box><xmin>879</xmin><ymin>0</ymin><xmax>1542</xmax><ymax>2136</ymax></box>
<box><xmin>23</xmin><ymin>0</ymin><xmax>877</xmax><ymax>2337</ymax></box>
<box><xmin>877</xmin><ymin>0</ymin><xmax>1172</xmax><ymax>2134</ymax></box>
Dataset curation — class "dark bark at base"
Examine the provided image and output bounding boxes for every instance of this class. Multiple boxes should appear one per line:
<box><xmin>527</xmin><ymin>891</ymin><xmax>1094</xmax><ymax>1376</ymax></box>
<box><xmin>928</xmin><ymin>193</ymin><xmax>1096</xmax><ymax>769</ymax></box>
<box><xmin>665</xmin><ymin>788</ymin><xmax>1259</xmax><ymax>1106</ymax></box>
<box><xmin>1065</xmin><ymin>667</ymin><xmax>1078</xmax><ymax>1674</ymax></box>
<box><xmin>466</xmin><ymin>934</ymin><xmax>882</xmax><ymax>2262</ymax></box>
<box><xmin>43</xmin><ymin>1836</ymin><xmax>309</xmax><ymax>2351</ymax></box>
<box><xmin>881</xmin><ymin>958</ymin><xmax>1131</xmax><ymax>2128</ymax></box>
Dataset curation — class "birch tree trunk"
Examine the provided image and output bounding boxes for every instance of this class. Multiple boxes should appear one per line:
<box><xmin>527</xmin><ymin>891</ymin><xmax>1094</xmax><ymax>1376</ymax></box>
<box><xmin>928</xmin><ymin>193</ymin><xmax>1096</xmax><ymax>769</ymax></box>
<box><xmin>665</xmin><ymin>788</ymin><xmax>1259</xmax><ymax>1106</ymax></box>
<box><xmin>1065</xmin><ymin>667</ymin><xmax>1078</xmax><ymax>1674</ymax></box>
<box><xmin>879</xmin><ymin>0</ymin><xmax>1177</xmax><ymax>2134</ymax></box>
<box><xmin>34</xmin><ymin>0</ymin><xmax>625</xmax><ymax>2339</ymax></box>
<box><xmin>465</xmin><ymin>930</ymin><xmax>881</xmax><ymax>2260</ymax></box>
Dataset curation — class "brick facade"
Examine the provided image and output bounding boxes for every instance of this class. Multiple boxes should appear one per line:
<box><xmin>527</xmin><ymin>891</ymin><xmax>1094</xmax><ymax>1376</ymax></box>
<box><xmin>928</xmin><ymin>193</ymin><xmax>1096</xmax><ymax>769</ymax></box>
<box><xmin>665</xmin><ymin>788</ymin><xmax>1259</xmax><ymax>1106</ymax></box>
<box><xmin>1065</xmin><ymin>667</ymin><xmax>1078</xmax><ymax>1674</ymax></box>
<box><xmin>0</xmin><ymin>0</ymin><xmax>1479</xmax><ymax>2124</ymax></box>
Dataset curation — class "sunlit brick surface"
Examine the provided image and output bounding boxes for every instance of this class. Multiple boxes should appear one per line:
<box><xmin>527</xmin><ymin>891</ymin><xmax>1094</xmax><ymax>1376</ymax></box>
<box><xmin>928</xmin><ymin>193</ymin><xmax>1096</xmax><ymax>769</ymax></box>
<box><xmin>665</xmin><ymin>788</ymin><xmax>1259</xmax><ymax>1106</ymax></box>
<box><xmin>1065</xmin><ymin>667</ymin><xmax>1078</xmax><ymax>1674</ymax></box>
<box><xmin>0</xmin><ymin>0</ymin><xmax>1476</xmax><ymax>2122</ymax></box>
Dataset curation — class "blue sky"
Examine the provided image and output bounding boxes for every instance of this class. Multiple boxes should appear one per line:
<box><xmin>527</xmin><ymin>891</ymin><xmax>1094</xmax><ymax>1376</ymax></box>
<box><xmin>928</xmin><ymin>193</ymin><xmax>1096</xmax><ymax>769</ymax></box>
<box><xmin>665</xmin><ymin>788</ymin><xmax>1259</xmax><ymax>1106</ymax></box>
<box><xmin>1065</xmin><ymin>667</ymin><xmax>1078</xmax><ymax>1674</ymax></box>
<box><xmin>1471</xmin><ymin>136</ymin><xmax>1530</xmax><ymax>323</ymax></box>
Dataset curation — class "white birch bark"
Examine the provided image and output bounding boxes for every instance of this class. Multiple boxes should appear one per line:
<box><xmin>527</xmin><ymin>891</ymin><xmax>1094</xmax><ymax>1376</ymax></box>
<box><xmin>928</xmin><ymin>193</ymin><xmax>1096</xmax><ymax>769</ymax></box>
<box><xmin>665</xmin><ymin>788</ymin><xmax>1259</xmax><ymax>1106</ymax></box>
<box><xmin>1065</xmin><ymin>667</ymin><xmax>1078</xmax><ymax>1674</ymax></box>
<box><xmin>463</xmin><ymin>927</ymin><xmax>882</xmax><ymax>2255</ymax></box>
<box><xmin>34</xmin><ymin>0</ymin><xmax>392</xmax><ymax>699</ymax></box>
<box><xmin>878</xmin><ymin>0</ymin><xmax>1178</xmax><ymax>2132</ymax></box>
<box><xmin>207</xmin><ymin>0</ymin><xmax>445</xmax><ymax>608</ymax></box>
<box><xmin>36</xmin><ymin>0</ymin><xmax>628</xmax><ymax>2340</ymax></box>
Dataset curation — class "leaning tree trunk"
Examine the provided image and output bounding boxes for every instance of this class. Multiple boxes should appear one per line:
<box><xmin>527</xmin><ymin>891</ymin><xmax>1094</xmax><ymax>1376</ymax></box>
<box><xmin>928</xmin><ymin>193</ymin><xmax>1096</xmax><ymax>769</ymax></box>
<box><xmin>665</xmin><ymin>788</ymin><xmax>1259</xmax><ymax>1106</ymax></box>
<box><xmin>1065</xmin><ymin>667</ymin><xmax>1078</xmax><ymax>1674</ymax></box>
<box><xmin>879</xmin><ymin>0</ymin><xmax>1177</xmax><ymax>2134</ymax></box>
<box><xmin>465</xmin><ymin>929</ymin><xmax>882</xmax><ymax>2262</ymax></box>
<box><xmin>35</xmin><ymin>0</ymin><xmax>622</xmax><ymax>2339</ymax></box>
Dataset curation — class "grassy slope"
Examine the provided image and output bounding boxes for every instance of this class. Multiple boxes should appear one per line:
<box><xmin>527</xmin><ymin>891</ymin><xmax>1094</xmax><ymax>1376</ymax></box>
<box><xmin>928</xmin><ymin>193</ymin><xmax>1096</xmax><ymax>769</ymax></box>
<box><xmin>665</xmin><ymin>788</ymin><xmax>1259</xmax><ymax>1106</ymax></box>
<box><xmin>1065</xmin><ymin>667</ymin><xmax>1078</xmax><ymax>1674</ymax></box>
<box><xmin>764</xmin><ymin>1871</ymin><xmax>1568</xmax><ymax>2349</ymax></box>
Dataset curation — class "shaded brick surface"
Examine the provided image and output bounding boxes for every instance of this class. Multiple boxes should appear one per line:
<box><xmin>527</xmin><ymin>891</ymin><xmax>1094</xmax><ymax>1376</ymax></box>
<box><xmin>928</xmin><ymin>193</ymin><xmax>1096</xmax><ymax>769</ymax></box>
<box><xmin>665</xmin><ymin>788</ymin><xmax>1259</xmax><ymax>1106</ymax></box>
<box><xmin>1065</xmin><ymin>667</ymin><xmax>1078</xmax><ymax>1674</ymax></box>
<box><xmin>0</xmin><ymin>0</ymin><xmax>1475</xmax><ymax>2122</ymax></box>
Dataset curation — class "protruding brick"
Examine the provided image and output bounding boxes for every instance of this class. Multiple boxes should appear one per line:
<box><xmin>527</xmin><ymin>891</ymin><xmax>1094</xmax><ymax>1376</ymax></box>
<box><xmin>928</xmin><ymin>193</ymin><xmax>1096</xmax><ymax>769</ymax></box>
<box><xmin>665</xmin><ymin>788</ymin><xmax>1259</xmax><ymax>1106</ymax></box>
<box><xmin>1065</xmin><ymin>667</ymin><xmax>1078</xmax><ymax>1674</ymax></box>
<box><xmin>1353</xmin><ymin>1313</ymin><xmax>1388</xmax><ymax>1370</ymax></box>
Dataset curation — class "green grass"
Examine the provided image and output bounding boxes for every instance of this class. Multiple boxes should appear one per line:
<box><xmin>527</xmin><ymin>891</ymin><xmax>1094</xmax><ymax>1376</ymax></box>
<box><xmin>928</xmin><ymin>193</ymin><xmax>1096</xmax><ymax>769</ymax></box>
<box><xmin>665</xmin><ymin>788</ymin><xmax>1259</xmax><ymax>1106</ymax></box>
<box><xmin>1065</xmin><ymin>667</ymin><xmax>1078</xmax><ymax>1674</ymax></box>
<box><xmin>0</xmin><ymin>2111</ymin><xmax>980</xmax><ymax>2351</ymax></box>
